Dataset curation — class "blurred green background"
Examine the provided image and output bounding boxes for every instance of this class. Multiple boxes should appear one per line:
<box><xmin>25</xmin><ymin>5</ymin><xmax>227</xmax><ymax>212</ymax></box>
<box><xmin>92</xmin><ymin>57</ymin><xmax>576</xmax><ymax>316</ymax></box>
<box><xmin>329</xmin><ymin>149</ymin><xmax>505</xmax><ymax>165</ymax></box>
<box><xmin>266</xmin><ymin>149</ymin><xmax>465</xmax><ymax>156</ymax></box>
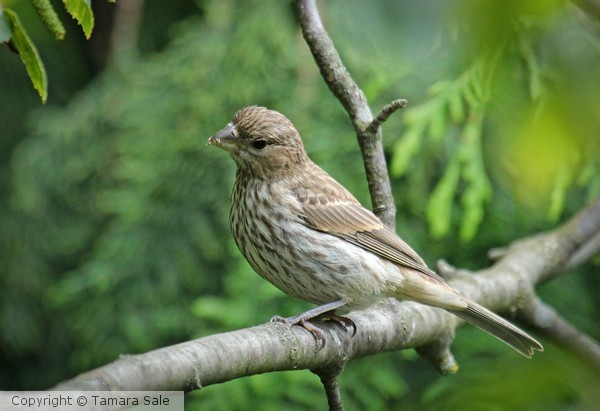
<box><xmin>1</xmin><ymin>0</ymin><xmax>599</xmax><ymax>410</ymax></box>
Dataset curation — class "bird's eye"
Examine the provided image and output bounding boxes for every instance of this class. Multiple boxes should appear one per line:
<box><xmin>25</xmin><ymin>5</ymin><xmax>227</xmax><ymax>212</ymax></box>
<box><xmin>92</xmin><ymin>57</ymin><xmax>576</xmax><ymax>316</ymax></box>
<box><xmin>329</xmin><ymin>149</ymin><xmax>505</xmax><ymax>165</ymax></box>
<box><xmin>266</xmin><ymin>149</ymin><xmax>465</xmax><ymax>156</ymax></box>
<box><xmin>252</xmin><ymin>139</ymin><xmax>267</xmax><ymax>150</ymax></box>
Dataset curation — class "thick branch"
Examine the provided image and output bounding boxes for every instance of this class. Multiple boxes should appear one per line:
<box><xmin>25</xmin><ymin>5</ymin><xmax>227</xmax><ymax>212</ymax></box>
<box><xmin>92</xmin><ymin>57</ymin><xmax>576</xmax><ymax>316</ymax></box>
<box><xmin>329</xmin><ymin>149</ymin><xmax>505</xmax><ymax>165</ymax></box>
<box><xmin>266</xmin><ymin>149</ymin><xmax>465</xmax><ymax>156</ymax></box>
<box><xmin>297</xmin><ymin>0</ymin><xmax>400</xmax><ymax>228</ymax></box>
<box><xmin>53</xmin><ymin>198</ymin><xmax>600</xmax><ymax>399</ymax></box>
<box><xmin>54</xmin><ymin>301</ymin><xmax>458</xmax><ymax>393</ymax></box>
<box><xmin>486</xmin><ymin>199</ymin><xmax>600</xmax><ymax>286</ymax></box>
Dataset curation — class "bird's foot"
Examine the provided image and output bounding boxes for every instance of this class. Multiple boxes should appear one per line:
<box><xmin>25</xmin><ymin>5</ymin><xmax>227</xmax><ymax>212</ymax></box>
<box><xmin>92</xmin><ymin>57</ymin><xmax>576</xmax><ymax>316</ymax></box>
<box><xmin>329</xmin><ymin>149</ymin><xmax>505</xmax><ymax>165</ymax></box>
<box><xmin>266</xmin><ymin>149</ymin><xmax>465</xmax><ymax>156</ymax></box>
<box><xmin>270</xmin><ymin>315</ymin><xmax>326</xmax><ymax>350</ymax></box>
<box><xmin>324</xmin><ymin>312</ymin><xmax>357</xmax><ymax>336</ymax></box>
<box><xmin>269</xmin><ymin>300</ymin><xmax>351</xmax><ymax>350</ymax></box>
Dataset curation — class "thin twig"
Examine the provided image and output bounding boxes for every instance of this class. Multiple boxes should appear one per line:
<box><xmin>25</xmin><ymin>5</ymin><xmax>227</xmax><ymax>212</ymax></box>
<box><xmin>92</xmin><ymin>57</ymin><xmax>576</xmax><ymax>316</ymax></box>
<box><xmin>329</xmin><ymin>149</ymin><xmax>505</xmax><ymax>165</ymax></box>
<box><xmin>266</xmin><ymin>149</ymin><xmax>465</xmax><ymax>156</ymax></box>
<box><xmin>565</xmin><ymin>230</ymin><xmax>600</xmax><ymax>271</ymax></box>
<box><xmin>415</xmin><ymin>336</ymin><xmax>460</xmax><ymax>375</ymax></box>
<box><xmin>367</xmin><ymin>99</ymin><xmax>408</xmax><ymax>133</ymax></box>
<box><xmin>296</xmin><ymin>0</ymin><xmax>399</xmax><ymax>229</ymax></box>
<box><xmin>110</xmin><ymin>0</ymin><xmax>143</xmax><ymax>62</ymax></box>
<box><xmin>540</xmin><ymin>198</ymin><xmax>600</xmax><ymax>282</ymax></box>
<box><xmin>531</xmin><ymin>299</ymin><xmax>600</xmax><ymax>372</ymax></box>
<box><xmin>311</xmin><ymin>363</ymin><xmax>346</xmax><ymax>411</ymax></box>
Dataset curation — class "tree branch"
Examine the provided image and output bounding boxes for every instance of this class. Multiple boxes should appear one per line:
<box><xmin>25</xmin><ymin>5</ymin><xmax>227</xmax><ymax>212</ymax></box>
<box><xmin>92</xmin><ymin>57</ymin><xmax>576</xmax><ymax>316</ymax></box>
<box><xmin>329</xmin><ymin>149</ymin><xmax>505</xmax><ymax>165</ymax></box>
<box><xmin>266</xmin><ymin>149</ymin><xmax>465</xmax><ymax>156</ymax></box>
<box><xmin>486</xmin><ymin>199</ymin><xmax>600</xmax><ymax>285</ymax></box>
<box><xmin>297</xmin><ymin>0</ymin><xmax>403</xmax><ymax>229</ymax></box>
<box><xmin>109</xmin><ymin>0</ymin><xmax>143</xmax><ymax>62</ymax></box>
<box><xmin>52</xmin><ymin>198</ymin><xmax>600</xmax><ymax>402</ymax></box>
<box><xmin>367</xmin><ymin>99</ymin><xmax>408</xmax><ymax>134</ymax></box>
<box><xmin>574</xmin><ymin>0</ymin><xmax>600</xmax><ymax>21</ymax></box>
<box><xmin>311</xmin><ymin>363</ymin><xmax>346</xmax><ymax>411</ymax></box>
<box><xmin>530</xmin><ymin>298</ymin><xmax>600</xmax><ymax>371</ymax></box>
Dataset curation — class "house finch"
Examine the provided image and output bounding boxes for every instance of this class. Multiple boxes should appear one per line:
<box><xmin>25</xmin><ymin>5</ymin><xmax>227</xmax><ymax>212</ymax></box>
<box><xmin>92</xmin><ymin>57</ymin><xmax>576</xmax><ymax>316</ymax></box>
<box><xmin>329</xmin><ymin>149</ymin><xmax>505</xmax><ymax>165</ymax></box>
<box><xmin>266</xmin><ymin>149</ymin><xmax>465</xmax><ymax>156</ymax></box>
<box><xmin>208</xmin><ymin>105</ymin><xmax>543</xmax><ymax>357</ymax></box>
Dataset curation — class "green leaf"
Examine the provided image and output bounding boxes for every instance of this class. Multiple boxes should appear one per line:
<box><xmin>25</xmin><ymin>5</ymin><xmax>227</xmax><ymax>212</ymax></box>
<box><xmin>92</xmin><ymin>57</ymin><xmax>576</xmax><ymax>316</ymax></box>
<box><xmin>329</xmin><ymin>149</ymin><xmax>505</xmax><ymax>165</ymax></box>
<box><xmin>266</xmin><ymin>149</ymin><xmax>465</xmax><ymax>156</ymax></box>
<box><xmin>519</xmin><ymin>38</ymin><xmax>543</xmax><ymax>100</ymax></box>
<box><xmin>428</xmin><ymin>105</ymin><xmax>447</xmax><ymax>142</ymax></box>
<box><xmin>428</xmin><ymin>80</ymin><xmax>451</xmax><ymax>96</ymax></box>
<box><xmin>458</xmin><ymin>108</ymin><xmax>492</xmax><ymax>242</ymax></box>
<box><xmin>578</xmin><ymin>162</ymin><xmax>600</xmax><ymax>200</ymax></box>
<box><xmin>0</xmin><ymin>10</ymin><xmax>11</xmax><ymax>43</ymax></box>
<box><xmin>427</xmin><ymin>156</ymin><xmax>461</xmax><ymax>239</ymax></box>
<box><xmin>3</xmin><ymin>9</ymin><xmax>48</xmax><ymax>104</ymax></box>
<box><xmin>448</xmin><ymin>89</ymin><xmax>465</xmax><ymax>123</ymax></box>
<box><xmin>462</xmin><ymin>82</ymin><xmax>480</xmax><ymax>108</ymax></box>
<box><xmin>390</xmin><ymin>123</ymin><xmax>425</xmax><ymax>177</ymax></box>
<box><xmin>548</xmin><ymin>165</ymin><xmax>571</xmax><ymax>221</ymax></box>
<box><xmin>31</xmin><ymin>0</ymin><xmax>66</xmax><ymax>40</ymax></box>
<box><xmin>62</xmin><ymin>0</ymin><xmax>94</xmax><ymax>39</ymax></box>
<box><xmin>460</xmin><ymin>179</ymin><xmax>491</xmax><ymax>242</ymax></box>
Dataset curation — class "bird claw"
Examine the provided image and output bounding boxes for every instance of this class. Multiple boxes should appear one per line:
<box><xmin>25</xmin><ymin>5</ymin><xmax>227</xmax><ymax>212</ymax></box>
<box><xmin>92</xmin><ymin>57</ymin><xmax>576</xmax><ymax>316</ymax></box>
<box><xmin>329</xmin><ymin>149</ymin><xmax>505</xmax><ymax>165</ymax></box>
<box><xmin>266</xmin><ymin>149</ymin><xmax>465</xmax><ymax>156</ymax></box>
<box><xmin>270</xmin><ymin>314</ymin><xmax>290</xmax><ymax>324</ymax></box>
<box><xmin>269</xmin><ymin>302</ymin><xmax>355</xmax><ymax>351</ymax></box>
<box><xmin>326</xmin><ymin>313</ymin><xmax>357</xmax><ymax>336</ymax></box>
<box><xmin>270</xmin><ymin>315</ymin><xmax>326</xmax><ymax>351</ymax></box>
<box><xmin>298</xmin><ymin>320</ymin><xmax>326</xmax><ymax>350</ymax></box>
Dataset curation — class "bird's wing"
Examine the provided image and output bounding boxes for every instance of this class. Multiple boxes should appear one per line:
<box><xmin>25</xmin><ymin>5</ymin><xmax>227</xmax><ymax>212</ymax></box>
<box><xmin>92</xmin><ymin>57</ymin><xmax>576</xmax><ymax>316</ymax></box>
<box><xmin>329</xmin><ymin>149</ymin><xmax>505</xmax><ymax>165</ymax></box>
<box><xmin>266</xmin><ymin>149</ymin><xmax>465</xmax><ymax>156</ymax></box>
<box><xmin>293</xmin><ymin>184</ymin><xmax>445</xmax><ymax>282</ymax></box>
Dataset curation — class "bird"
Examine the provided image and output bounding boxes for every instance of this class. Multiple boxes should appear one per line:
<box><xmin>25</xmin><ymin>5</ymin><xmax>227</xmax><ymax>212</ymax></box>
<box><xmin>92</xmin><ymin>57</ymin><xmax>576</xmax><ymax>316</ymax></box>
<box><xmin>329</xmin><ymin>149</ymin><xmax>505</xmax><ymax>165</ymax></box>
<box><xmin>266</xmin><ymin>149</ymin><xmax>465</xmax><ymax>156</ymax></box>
<box><xmin>208</xmin><ymin>105</ymin><xmax>543</xmax><ymax>358</ymax></box>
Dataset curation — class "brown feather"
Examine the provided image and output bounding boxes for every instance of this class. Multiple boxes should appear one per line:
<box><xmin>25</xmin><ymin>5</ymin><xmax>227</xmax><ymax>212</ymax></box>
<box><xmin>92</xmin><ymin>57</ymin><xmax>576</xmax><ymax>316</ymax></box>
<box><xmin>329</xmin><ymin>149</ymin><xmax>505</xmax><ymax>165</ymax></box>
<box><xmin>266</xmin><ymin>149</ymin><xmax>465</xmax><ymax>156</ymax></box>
<box><xmin>294</xmin><ymin>179</ymin><xmax>445</xmax><ymax>283</ymax></box>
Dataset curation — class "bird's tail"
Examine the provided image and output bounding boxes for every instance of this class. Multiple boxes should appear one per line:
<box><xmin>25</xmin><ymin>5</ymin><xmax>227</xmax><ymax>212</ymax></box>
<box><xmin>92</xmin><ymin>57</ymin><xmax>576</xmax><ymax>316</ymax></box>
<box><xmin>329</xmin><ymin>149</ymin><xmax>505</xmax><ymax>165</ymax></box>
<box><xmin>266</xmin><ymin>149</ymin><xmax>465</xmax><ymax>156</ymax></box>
<box><xmin>449</xmin><ymin>301</ymin><xmax>543</xmax><ymax>358</ymax></box>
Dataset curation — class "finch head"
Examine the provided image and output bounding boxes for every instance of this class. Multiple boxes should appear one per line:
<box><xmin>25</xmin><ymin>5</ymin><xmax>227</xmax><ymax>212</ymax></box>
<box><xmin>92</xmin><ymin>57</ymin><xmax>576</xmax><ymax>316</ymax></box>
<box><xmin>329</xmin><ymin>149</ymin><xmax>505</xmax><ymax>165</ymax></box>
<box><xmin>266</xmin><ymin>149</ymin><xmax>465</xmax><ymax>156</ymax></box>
<box><xmin>208</xmin><ymin>106</ymin><xmax>308</xmax><ymax>178</ymax></box>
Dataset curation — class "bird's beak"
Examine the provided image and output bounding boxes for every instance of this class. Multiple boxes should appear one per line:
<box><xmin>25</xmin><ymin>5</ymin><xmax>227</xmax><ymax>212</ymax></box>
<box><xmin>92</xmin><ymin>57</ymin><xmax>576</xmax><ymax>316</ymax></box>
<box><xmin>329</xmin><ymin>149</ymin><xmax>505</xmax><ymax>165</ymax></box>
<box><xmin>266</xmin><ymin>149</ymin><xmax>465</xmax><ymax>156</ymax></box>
<box><xmin>208</xmin><ymin>123</ymin><xmax>239</xmax><ymax>152</ymax></box>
